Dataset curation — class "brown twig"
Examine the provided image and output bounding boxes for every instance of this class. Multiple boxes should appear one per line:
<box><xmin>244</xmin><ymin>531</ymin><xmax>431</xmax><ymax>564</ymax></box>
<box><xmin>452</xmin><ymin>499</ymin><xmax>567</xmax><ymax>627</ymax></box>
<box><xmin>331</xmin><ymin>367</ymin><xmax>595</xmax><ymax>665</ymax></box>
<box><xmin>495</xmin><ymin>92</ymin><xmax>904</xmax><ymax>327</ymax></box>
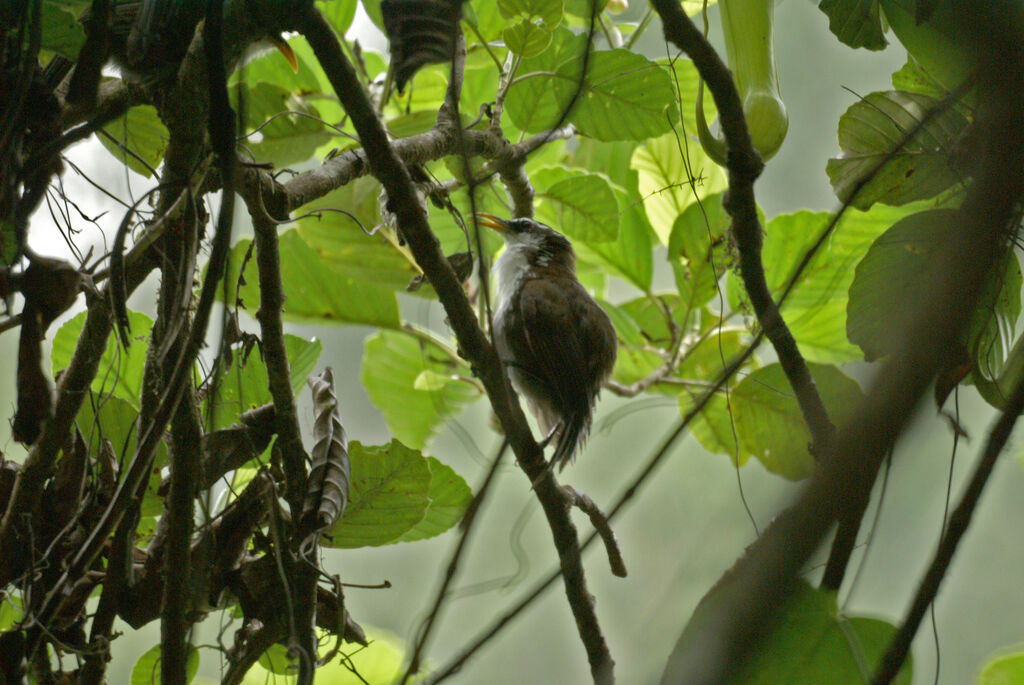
<box><xmin>399</xmin><ymin>441</ymin><xmax>509</xmax><ymax>684</ymax></box>
<box><xmin>295</xmin><ymin>5</ymin><xmax>614</xmax><ymax>682</ymax></box>
<box><xmin>426</xmin><ymin>337</ymin><xmax>761</xmax><ymax>683</ymax></box>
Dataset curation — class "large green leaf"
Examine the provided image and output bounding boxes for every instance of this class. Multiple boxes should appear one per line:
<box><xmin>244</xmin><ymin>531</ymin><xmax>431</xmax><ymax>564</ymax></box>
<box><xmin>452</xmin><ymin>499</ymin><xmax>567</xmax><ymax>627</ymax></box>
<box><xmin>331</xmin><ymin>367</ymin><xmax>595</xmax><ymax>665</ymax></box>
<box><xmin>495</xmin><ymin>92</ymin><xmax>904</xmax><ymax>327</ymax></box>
<box><xmin>846</xmin><ymin>209</ymin><xmax>1019</xmax><ymax>366</ymax></box>
<box><xmin>657</xmin><ymin>56</ymin><xmax>717</xmax><ymax>136</ymax></box>
<box><xmin>728</xmin><ymin>203</ymin><xmax>938</xmax><ymax>363</ymax></box>
<box><xmin>75</xmin><ymin>395</ymin><xmax>166</xmax><ymax>519</ymax></box>
<box><xmin>41</xmin><ymin>2</ymin><xmax>85</xmax><ymax>59</ymax></box>
<box><xmin>52</xmin><ymin>310</ymin><xmax>153</xmax><ymax>410</ymax></box>
<box><xmin>818</xmin><ymin>0</ymin><xmax>887</xmax><ymax>50</ymax></box>
<box><xmin>226</xmin><ymin>230</ymin><xmax>400</xmax><ymax>328</ymax></box>
<box><xmin>577</xmin><ymin>186</ymin><xmax>654</xmax><ymax>291</ymax></box>
<box><xmin>978</xmin><ymin>649</ymin><xmax>1024</xmax><ymax>685</ymax></box>
<box><xmin>669</xmin><ymin>192</ymin><xmax>729</xmax><ymax>311</ymax></box>
<box><xmin>690</xmin><ymin>363</ymin><xmax>864</xmax><ymax>479</ymax></box>
<box><xmin>632</xmin><ymin>132</ymin><xmax>726</xmax><ymax>244</ymax></box>
<box><xmin>533</xmin><ymin>166</ymin><xmax>619</xmax><ymax>242</ymax></box>
<box><xmin>726</xmin><ymin>581</ymin><xmax>912</xmax><ymax>684</ymax></box>
<box><xmin>244</xmin><ymin>628</ymin><xmax>406</xmax><ymax>684</ymax></box>
<box><xmin>325</xmin><ymin>440</ymin><xmax>431</xmax><ymax>548</ymax></box>
<box><xmin>555</xmin><ymin>49</ymin><xmax>677</xmax><ymax>142</ymax></box>
<box><xmin>878</xmin><ymin>0</ymin><xmax>972</xmax><ymax>93</ymax></box>
<box><xmin>317</xmin><ymin>0</ymin><xmax>358</xmax><ymax>36</ymax></box>
<box><xmin>498</xmin><ymin>0</ymin><xmax>562</xmax><ymax>27</ymax></box>
<box><xmin>100</xmin><ymin>106</ymin><xmax>169</xmax><ymax>178</ymax></box>
<box><xmin>210</xmin><ymin>335</ymin><xmax>322</xmax><ymax>430</ymax></box>
<box><xmin>130</xmin><ymin>643</ymin><xmax>199</xmax><ymax>684</ymax></box>
<box><xmin>970</xmin><ymin>253</ymin><xmax>1022</xmax><ymax>384</ymax></box>
<box><xmin>235</xmin><ymin>82</ymin><xmax>331</xmax><ymax>168</ymax></box>
<box><xmin>890</xmin><ymin>56</ymin><xmax>947</xmax><ymax>99</ymax></box>
<box><xmin>826</xmin><ymin>90</ymin><xmax>968</xmax><ymax>210</ymax></box>
<box><xmin>395</xmin><ymin>457</ymin><xmax>473</xmax><ymax>542</ymax></box>
<box><xmin>295</xmin><ymin>176</ymin><xmax>419</xmax><ymax>292</ymax></box>
<box><xmin>506</xmin><ymin>27</ymin><xmax>587</xmax><ymax>133</ymax></box>
<box><xmin>361</xmin><ymin>330</ymin><xmax>481</xmax><ymax>449</ymax></box>
<box><xmin>503</xmin><ymin>18</ymin><xmax>553</xmax><ymax>58</ymax></box>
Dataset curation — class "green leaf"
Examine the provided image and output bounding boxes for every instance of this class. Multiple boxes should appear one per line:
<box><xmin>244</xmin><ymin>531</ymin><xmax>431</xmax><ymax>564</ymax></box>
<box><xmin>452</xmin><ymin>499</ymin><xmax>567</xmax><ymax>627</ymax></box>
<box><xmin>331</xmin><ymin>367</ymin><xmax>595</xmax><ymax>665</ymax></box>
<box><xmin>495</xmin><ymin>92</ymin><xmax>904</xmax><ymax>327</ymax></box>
<box><xmin>969</xmin><ymin>253</ymin><xmax>1022</xmax><ymax>384</ymax></box>
<box><xmin>727</xmin><ymin>207</ymin><xmax>914</xmax><ymax>364</ymax></box>
<box><xmin>324</xmin><ymin>440</ymin><xmax>432</xmax><ymax>548</ymax></box>
<box><xmin>295</xmin><ymin>176</ymin><xmax>420</xmax><ymax>292</ymax></box>
<box><xmin>978</xmin><ymin>648</ymin><xmax>1024</xmax><ymax>685</ymax></box>
<box><xmin>317</xmin><ymin>0</ymin><xmax>358</xmax><ymax>36</ymax></box>
<box><xmin>878</xmin><ymin>0</ymin><xmax>971</xmax><ymax>93</ymax></box>
<box><xmin>465</xmin><ymin>0</ymin><xmax>507</xmax><ymax>42</ymax></box>
<box><xmin>847</xmin><ymin>209</ymin><xmax>975</xmax><ymax>361</ymax></box>
<box><xmin>891</xmin><ymin>56</ymin><xmax>947</xmax><ymax>99</ymax></box>
<box><xmin>817</xmin><ymin>0</ymin><xmax>888</xmax><ymax>51</ymax></box>
<box><xmin>826</xmin><ymin>90</ymin><xmax>969</xmax><ymax>210</ymax></box>
<box><xmin>619</xmin><ymin>294</ymin><xmax>688</xmax><ymax>346</ymax></box>
<box><xmin>226</xmin><ymin>230</ymin><xmax>400</xmax><ymax>328</ymax></box>
<box><xmin>0</xmin><ymin>594</ymin><xmax>23</xmax><ymax>630</ymax></box>
<box><xmin>726</xmin><ymin>581</ymin><xmax>912</xmax><ymax>684</ymax></box>
<box><xmin>41</xmin><ymin>2</ymin><xmax>85</xmax><ymax>58</ymax></box>
<box><xmin>533</xmin><ymin>166</ymin><xmax>619</xmax><ymax>242</ymax></box>
<box><xmin>243</xmin><ymin>627</ymin><xmax>406</xmax><ymax>684</ymax></box>
<box><xmin>361</xmin><ymin>330</ymin><xmax>481</xmax><ymax>449</ymax></box>
<box><xmin>555</xmin><ymin>49</ymin><xmax>677</xmax><ymax>142</ymax></box>
<box><xmin>396</xmin><ymin>457</ymin><xmax>473</xmax><ymax>542</ymax></box>
<box><xmin>691</xmin><ymin>363</ymin><xmax>864</xmax><ymax>479</ymax></box>
<box><xmin>506</xmin><ymin>27</ymin><xmax>586</xmax><ymax>133</ymax></box>
<box><xmin>503</xmin><ymin>19</ymin><xmax>553</xmax><ymax>57</ymax></box>
<box><xmin>657</xmin><ymin>56</ymin><xmax>717</xmax><ymax>135</ymax></box>
<box><xmin>563</xmin><ymin>0</ymin><xmax>608</xmax><ymax>17</ymax></box>
<box><xmin>52</xmin><ymin>310</ymin><xmax>153</xmax><ymax>410</ymax></box>
<box><xmin>632</xmin><ymin>132</ymin><xmax>727</xmax><ymax>244</ymax></box>
<box><xmin>130</xmin><ymin>644</ymin><xmax>199</xmax><ymax>684</ymax></box>
<box><xmin>498</xmin><ymin>0</ymin><xmax>562</xmax><ymax>27</ymax></box>
<box><xmin>235</xmin><ymin>83</ymin><xmax>331</xmax><ymax>167</ymax></box>
<box><xmin>100</xmin><ymin>106</ymin><xmax>169</xmax><ymax>178</ymax></box>
<box><xmin>210</xmin><ymin>335</ymin><xmax>322</xmax><ymax>430</ymax></box>
<box><xmin>577</xmin><ymin>186</ymin><xmax>654</xmax><ymax>291</ymax></box>
<box><xmin>76</xmin><ymin>395</ymin><xmax>167</xmax><ymax>519</ymax></box>
<box><xmin>669</xmin><ymin>192</ymin><xmax>729</xmax><ymax>311</ymax></box>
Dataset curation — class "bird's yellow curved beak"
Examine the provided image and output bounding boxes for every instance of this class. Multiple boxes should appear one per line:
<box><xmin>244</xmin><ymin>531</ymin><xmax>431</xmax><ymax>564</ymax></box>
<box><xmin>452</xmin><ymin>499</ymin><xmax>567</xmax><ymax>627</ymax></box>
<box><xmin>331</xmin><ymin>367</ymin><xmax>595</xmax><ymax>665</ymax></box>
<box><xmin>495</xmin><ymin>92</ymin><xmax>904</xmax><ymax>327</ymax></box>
<box><xmin>474</xmin><ymin>213</ymin><xmax>508</xmax><ymax>233</ymax></box>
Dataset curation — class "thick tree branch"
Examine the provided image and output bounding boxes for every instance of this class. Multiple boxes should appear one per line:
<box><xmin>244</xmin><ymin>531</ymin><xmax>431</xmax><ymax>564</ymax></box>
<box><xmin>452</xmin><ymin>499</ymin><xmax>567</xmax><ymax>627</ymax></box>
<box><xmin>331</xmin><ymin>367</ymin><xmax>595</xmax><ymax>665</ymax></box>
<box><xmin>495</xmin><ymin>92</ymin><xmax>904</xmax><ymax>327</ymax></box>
<box><xmin>657</xmin><ymin>14</ymin><xmax>1024</xmax><ymax>684</ymax></box>
<box><xmin>650</xmin><ymin>0</ymin><xmax>834</xmax><ymax>452</ymax></box>
<box><xmin>295</xmin><ymin>6</ymin><xmax>614</xmax><ymax>682</ymax></box>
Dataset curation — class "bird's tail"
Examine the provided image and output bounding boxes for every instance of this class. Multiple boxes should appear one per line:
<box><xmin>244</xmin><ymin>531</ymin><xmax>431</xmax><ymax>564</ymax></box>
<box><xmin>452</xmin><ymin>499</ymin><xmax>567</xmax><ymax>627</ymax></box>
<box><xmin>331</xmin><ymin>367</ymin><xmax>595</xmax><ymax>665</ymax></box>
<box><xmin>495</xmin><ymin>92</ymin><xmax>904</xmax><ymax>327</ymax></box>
<box><xmin>552</xmin><ymin>410</ymin><xmax>589</xmax><ymax>471</ymax></box>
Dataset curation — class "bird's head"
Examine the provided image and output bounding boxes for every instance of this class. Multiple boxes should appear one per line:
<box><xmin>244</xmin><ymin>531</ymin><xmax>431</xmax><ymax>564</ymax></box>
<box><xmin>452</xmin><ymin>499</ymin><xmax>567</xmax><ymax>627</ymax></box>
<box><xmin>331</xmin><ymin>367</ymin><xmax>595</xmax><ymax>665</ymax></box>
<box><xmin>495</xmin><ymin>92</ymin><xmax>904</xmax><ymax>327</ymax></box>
<box><xmin>475</xmin><ymin>214</ymin><xmax>575</xmax><ymax>273</ymax></box>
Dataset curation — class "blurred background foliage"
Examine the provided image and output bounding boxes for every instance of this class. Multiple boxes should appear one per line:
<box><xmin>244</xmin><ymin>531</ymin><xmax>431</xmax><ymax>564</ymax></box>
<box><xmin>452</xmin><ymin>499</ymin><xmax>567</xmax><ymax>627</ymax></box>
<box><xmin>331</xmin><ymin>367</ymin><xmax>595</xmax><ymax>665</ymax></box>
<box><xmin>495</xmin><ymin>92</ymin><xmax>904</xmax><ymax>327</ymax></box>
<box><xmin>12</xmin><ymin>0</ymin><xmax>1024</xmax><ymax>683</ymax></box>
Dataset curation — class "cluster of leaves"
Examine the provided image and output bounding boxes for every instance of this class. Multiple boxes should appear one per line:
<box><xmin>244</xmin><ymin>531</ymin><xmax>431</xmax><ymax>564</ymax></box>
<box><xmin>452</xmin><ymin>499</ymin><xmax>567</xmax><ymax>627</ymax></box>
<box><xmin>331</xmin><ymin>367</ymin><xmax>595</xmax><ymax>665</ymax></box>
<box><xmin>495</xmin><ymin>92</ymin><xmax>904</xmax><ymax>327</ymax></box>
<box><xmin>21</xmin><ymin>0</ymin><xmax>1024</xmax><ymax>681</ymax></box>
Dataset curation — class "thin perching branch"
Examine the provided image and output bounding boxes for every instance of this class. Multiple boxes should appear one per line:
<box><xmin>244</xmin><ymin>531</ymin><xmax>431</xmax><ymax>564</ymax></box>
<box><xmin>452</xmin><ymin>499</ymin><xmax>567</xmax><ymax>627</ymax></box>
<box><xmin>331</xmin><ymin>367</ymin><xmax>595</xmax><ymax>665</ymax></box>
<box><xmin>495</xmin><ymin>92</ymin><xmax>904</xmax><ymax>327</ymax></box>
<box><xmin>294</xmin><ymin>5</ymin><xmax>615</xmax><ymax>683</ymax></box>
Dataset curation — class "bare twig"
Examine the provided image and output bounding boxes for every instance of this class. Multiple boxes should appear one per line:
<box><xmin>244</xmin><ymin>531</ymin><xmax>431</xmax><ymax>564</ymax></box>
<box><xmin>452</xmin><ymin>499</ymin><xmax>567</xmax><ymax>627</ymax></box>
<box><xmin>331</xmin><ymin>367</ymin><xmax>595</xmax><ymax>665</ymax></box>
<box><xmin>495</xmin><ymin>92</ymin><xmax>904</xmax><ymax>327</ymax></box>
<box><xmin>296</xmin><ymin>5</ymin><xmax>614</xmax><ymax>682</ymax></box>
<box><xmin>399</xmin><ymin>441</ymin><xmax>509</xmax><ymax>684</ymax></box>
<box><xmin>425</xmin><ymin>336</ymin><xmax>762</xmax><ymax>683</ymax></box>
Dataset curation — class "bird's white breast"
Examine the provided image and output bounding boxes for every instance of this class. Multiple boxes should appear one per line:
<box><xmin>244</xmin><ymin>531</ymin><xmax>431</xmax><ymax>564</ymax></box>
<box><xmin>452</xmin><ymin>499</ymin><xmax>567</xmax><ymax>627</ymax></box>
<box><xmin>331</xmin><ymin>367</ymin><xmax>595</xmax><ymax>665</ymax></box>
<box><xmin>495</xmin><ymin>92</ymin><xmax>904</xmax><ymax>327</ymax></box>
<box><xmin>492</xmin><ymin>240</ymin><xmax>534</xmax><ymax>310</ymax></box>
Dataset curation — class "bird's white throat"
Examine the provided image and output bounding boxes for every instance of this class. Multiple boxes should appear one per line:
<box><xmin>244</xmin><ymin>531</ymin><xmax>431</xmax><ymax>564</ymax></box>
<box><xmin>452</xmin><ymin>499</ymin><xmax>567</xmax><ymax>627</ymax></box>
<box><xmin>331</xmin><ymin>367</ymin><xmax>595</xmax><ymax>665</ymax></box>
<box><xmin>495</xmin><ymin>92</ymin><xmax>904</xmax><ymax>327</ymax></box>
<box><xmin>493</xmin><ymin>233</ymin><xmax>545</xmax><ymax>307</ymax></box>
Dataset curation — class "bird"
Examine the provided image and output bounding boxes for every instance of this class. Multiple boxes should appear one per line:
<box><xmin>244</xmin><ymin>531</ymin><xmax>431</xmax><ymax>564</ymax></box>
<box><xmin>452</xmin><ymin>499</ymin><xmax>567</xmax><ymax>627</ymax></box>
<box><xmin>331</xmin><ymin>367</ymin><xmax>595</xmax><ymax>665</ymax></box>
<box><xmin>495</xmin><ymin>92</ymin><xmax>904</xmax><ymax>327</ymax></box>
<box><xmin>77</xmin><ymin>0</ymin><xmax>297</xmax><ymax>81</ymax></box>
<box><xmin>476</xmin><ymin>213</ymin><xmax>617</xmax><ymax>469</ymax></box>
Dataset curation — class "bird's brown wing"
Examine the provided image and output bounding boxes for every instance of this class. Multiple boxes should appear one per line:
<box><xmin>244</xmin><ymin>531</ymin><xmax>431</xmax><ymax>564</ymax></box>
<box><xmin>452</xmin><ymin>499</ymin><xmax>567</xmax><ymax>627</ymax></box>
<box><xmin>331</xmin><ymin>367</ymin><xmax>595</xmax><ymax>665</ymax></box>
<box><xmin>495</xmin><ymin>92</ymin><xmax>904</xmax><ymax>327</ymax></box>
<box><xmin>516</xmin><ymin>276</ymin><xmax>595</xmax><ymax>465</ymax></box>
